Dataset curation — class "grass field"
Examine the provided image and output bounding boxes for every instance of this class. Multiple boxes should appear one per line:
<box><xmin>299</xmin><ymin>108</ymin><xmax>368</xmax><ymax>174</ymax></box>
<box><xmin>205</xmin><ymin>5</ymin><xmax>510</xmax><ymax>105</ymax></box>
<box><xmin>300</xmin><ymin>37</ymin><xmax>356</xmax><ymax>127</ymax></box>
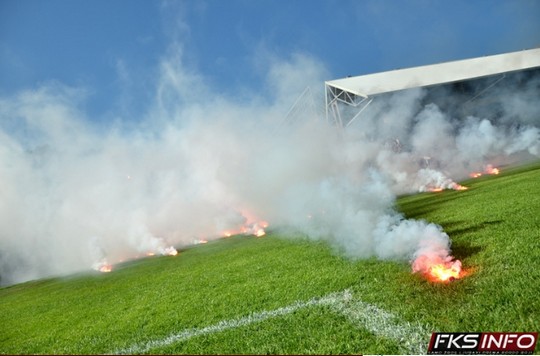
<box><xmin>1</xmin><ymin>161</ymin><xmax>539</xmax><ymax>354</ymax></box>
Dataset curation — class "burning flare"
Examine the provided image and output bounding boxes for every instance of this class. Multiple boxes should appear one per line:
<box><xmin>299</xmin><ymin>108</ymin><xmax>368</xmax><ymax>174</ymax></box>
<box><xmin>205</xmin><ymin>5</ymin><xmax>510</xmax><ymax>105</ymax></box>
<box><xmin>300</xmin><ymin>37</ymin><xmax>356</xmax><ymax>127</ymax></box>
<box><xmin>417</xmin><ymin>169</ymin><xmax>468</xmax><ymax>192</ymax></box>
<box><xmin>92</xmin><ymin>245</ymin><xmax>178</xmax><ymax>273</ymax></box>
<box><xmin>221</xmin><ymin>220</ymin><xmax>269</xmax><ymax>238</ymax></box>
<box><xmin>99</xmin><ymin>265</ymin><xmax>113</xmax><ymax>273</ymax></box>
<box><xmin>92</xmin><ymin>259</ymin><xmax>113</xmax><ymax>273</ymax></box>
<box><xmin>412</xmin><ymin>254</ymin><xmax>465</xmax><ymax>282</ymax></box>
<box><xmin>162</xmin><ymin>246</ymin><xmax>178</xmax><ymax>256</ymax></box>
<box><xmin>427</xmin><ymin>183</ymin><xmax>468</xmax><ymax>192</ymax></box>
<box><xmin>470</xmin><ymin>164</ymin><xmax>500</xmax><ymax>178</ymax></box>
<box><xmin>426</xmin><ymin>183</ymin><xmax>467</xmax><ymax>192</ymax></box>
<box><xmin>485</xmin><ymin>164</ymin><xmax>500</xmax><ymax>175</ymax></box>
<box><xmin>91</xmin><ymin>212</ymin><xmax>266</xmax><ymax>274</ymax></box>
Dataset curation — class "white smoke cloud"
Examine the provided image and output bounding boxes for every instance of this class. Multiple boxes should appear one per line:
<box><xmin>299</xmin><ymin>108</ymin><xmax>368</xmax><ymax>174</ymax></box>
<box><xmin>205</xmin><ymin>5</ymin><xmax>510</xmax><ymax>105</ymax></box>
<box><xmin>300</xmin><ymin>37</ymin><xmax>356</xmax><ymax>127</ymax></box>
<box><xmin>0</xmin><ymin>46</ymin><xmax>539</xmax><ymax>286</ymax></box>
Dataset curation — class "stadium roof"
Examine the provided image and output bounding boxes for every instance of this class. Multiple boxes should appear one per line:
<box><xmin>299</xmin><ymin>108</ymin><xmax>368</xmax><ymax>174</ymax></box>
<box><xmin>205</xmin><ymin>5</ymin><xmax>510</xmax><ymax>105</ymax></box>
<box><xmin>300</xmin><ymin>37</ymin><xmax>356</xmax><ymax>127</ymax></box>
<box><xmin>325</xmin><ymin>47</ymin><xmax>540</xmax><ymax>98</ymax></box>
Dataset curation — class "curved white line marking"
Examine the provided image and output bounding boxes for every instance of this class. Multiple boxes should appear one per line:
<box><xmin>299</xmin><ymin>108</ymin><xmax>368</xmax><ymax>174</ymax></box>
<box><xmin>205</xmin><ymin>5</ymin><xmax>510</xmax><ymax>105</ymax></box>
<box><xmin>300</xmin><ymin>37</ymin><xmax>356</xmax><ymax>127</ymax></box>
<box><xmin>113</xmin><ymin>289</ymin><xmax>429</xmax><ymax>354</ymax></box>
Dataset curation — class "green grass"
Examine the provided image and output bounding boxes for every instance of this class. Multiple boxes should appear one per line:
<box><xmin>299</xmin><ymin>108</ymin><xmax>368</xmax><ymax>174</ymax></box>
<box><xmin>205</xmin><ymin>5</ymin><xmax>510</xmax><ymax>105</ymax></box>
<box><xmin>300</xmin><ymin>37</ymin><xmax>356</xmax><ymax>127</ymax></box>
<box><xmin>1</xmin><ymin>161</ymin><xmax>539</xmax><ymax>354</ymax></box>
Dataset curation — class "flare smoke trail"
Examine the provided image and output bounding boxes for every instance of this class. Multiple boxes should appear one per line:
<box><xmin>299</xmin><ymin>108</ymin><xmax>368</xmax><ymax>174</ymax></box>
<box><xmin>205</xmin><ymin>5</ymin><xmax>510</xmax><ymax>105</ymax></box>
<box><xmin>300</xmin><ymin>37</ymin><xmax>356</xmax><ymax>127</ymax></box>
<box><xmin>0</xmin><ymin>50</ymin><xmax>539</xmax><ymax>285</ymax></box>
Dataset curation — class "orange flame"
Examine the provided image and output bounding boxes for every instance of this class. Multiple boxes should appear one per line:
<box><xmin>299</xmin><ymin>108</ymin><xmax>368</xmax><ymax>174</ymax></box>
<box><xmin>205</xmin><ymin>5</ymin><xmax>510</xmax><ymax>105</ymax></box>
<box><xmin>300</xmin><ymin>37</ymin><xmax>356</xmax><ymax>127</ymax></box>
<box><xmin>163</xmin><ymin>246</ymin><xmax>178</xmax><ymax>256</ymax></box>
<box><xmin>93</xmin><ymin>245</ymin><xmax>178</xmax><ymax>273</ymax></box>
<box><xmin>93</xmin><ymin>260</ymin><xmax>113</xmax><ymax>273</ymax></box>
<box><xmin>426</xmin><ymin>261</ymin><xmax>462</xmax><ymax>282</ymax></box>
<box><xmin>470</xmin><ymin>165</ymin><xmax>500</xmax><ymax>178</ymax></box>
<box><xmin>413</xmin><ymin>255</ymin><xmax>465</xmax><ymax>283</ymax></box>
<box><xmin>221</xmin><ymin>219</ymin><xmax>269</xmax><ymax>238</ymax></box>
<box><xmin>99</xmin><ymin>264</ymin><xmax>113</xmax><ymax>273</ymax></box>
<box><xmin>485</xmin><ymin>165</ymin><xmax>500</xmax><ymax>175</ymax></box>
<box><xmin>428</xmin><ymin>184</ymin><xmax>467</xmax><ymax>192</ymax></box>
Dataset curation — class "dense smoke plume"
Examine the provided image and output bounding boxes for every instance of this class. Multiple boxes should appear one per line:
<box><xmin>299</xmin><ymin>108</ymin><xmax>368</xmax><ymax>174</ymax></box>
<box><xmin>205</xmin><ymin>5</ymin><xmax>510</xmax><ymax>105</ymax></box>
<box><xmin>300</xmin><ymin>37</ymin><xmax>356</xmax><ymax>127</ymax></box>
<box><xmin>0</xmin><ymin>50</ymin><xmax>538</xmax><ymax>286</ymax></box>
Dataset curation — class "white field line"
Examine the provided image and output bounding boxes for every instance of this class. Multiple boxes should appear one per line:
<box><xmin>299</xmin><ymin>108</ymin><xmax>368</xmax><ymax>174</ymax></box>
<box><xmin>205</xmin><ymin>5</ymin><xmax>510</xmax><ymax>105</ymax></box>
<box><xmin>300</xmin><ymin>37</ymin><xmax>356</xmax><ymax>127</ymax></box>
<box><xmin>331</xmin><ymin>298</ymin><xmax>431</xmax><ymax>354</ymax></box>
<box><xmin>113</xmin><ymin>289</ymin><xmax>430</xmax><ymax>354</ymax></box>
<box><xmin>113</xmin><ymin>290</ymin><xmax>352</xmax><ymax>354</ymax></box>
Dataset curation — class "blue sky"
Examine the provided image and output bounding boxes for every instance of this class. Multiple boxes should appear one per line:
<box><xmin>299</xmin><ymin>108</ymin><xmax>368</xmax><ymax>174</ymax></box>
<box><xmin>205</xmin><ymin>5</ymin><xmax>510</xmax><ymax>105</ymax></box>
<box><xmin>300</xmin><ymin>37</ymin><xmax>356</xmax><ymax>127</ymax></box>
<box><xmin>1</xmin><ymin>0</ymin><xmax>539</xmax><ymax>121</ymax></box>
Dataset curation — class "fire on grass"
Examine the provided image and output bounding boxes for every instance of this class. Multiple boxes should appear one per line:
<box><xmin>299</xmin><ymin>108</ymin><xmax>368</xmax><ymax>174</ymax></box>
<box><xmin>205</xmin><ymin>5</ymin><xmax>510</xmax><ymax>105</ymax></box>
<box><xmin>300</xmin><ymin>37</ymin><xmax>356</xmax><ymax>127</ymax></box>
<box><xmin>427</xmin><ymin>183</ymin><xmax>468</xmax><ymax>193</ymax></box>
<box><xmin>92</xmin><ymin>246</ymin><xmax>178</xmax><ymax>273</ymax></box>
<box><xmin>222</xmin><ymin>221</ymin><xmax>268</xmax><ymax>238</ymax></box>
<box><xmin>413</xmin><ymin>254</ymin><xmax>467</xmax><ymax>283</ymax></box>
<box><xmin>93</xmin><ymin>214</ymin><xmax>269</xmax><ymax>273</ymax></box>
<box><xmin>469</xmin><ymin>164</ymin><xmax>501</xmax><ymax>178</ymax></box>
<box><xmin>425</xmin><ymin>164</ymin><xmax>501</xmax><ymax>193</ymax></box>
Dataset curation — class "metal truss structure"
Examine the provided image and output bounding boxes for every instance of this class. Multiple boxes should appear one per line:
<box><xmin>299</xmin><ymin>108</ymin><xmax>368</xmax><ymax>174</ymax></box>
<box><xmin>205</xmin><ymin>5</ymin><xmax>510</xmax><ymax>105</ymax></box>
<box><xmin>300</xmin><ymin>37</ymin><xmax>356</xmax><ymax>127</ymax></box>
<box><xmin>325</xmin><ymin>47</ymin><xmax>540</xmax><ymax>128</ymax></box>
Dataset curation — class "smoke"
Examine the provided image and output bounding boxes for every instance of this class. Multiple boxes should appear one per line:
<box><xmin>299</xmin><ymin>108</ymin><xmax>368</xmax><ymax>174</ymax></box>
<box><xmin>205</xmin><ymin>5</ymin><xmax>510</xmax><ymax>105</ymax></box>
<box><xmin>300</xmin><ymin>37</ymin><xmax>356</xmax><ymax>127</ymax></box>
<box><xmin>0</xmin><ymin>48</ymin><xmax>539</xmax><ymax>286</ymax></box>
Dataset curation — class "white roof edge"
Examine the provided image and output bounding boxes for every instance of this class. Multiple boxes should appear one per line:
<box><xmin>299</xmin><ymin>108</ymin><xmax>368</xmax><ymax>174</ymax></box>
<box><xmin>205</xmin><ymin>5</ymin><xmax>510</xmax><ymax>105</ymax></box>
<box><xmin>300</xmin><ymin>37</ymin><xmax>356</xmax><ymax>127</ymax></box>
<box><xmin>326</xmin><ymin>47</ymin><xmax>540</xmax><ymax>97</ymax></box>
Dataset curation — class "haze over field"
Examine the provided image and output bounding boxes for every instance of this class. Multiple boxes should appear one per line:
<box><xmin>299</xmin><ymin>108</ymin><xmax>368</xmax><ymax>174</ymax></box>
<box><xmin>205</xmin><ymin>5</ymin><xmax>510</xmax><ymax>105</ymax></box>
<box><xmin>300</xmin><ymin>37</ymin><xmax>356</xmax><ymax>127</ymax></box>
<box><xmin>1</xmin><ymin>45</ymin><xmax>539</xmax><ymax>286</ymax></box>
<box><xmin>1</xmin><ymin>1</ymin><xmax>540</xmax><ymax>285</ymax></box>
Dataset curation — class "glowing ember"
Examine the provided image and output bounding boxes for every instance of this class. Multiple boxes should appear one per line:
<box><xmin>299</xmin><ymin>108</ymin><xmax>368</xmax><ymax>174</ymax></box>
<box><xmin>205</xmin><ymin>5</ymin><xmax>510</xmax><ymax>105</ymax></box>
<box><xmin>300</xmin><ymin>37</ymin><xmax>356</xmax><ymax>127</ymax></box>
<box><xmin>485</xmin><ymin>164</ymin><xmax>500</xmax><ymax>175</ymax></box>
<box><xmin>91</xmin><ymin>242</ymin><xmax>177</xmax><ymax>275</ymax></box>
<box><xmin>428</xmin><ymin>183</ymin><xmax>467</xmax><ymax>192</ymax></box>
<box><xmin>247</xmin><ymin>222</ymin><xmax>266</xmax><ymax>237</ymax></box>
<box><xmin>427</xmin><ymin>183</ymin><xmax>469</xmax><ymax>193</ymax></box>
<box><xmin>412</xmin><ymin>255</ymin><xmax>465</xmax><ymax>283</ymax></box>
<box><xmin>221</xmin><ymin>219</ymin><xmax>269</xmax><ymax>238</ymax></box>
<box><xmin>427</xmin><ymin>261</ymin><xmax>461</xmax><ymax>282</ymax></box>
<box><xmin>470</xmin><ymin>165</ymin><xmax>500</xmax><ymax>178</ymax></box>
<box><xmin>237</xmin><ymin>211</ymin><xmax>269</xmax><ymax>236</ymax></box>
<box><xmin>417</xmin><ymin>168</ymin><xmax>468</xmax><ymax>192</ymax></box>
<box><xmin>93</xmin><ymin>260</ymin><xmax>113</xmax><ymax>273</ymax></box>
<box><xmin>163</xmin><ymin>246</ymin><xmax>178</xmax><ymax>256</ymax></box>
<box><xmin>99</xmin><ymin>264</ymin><xmax>113</xmax><ymax>273</ymax></box>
